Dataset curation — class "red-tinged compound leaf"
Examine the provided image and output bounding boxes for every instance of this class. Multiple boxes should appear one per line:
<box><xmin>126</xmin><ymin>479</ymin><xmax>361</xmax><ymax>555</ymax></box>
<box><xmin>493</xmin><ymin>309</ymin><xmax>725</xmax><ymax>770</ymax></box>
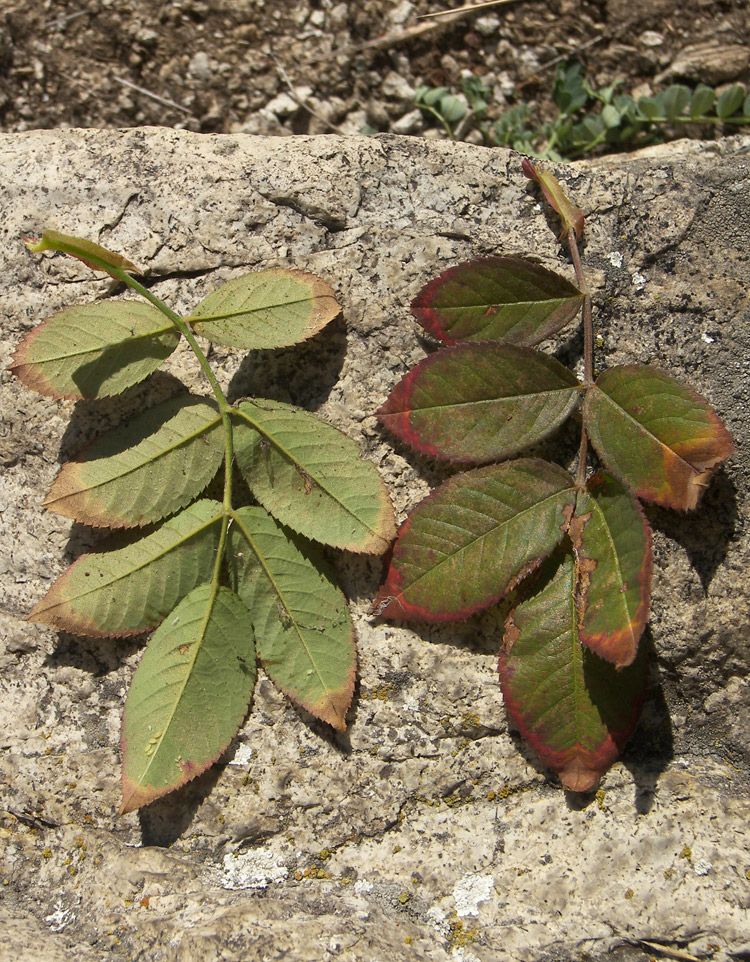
<box><xmin>25</xmin><ymin>230</ymin><xmax>141</xmax><ymax>275</ymax></box>
<box><xmin>120</xmin><ymin>584</ymin><xmax>256</xmax><ymax>814</ymax></box>
<box><xmin>188</xmin><ymin>269</ymin><xmax>340</xmax><ymax>350</ymax></box>
<box><xmin>229</xmin><ymin>507</ymin><xmax>356</xmax><ymax>731</ymax></box>
<box><xmin>411</xmin><ymin>256</ymin><xmax>583</xmax><ymax>347</ymax></box>
<box><xmin>233</xmin><ymin>399</ymin><xmax>395</xmax><ymax>553</ymax></box>
<box><xmin>28</xmin><ymin>500</ymin><xmax>223</xmax><ymax>636</ymax></box>
<box><xmin>522</xmin><ymin>160</ymin><xmax>585</xmax><ymax>240</ymax></box>
<box><xmin>499</xmin><ymin>552</ymin><xmax>648</xmax><ymax>792</ymax></box>
<box><xmin>584</xmin><ymin>365</ymin><xmax>734</xmax><ymax>511</ymax></box>
<box><xmin>570</xmin><ymin>473</ymin><xmax>652</xmax><ymax>668</ymax></box>
<box><xmin>375</xmin><ymin>458</ymin><xmax>577</xmax><ymax>622</ymax></box>
<box><xmin>43</xmin><ymin>396</ymin><xmax>223</xmax><ymax>528</ymax></box>
<box><xmin>377</xmin><ymin>342</ymin><xmax>582</xmax><ymax>464</ymax></box>
<box><xmin>9</xmin><ymin>301</ymin><xmax>179</xmax><ymax>400</ymax></box>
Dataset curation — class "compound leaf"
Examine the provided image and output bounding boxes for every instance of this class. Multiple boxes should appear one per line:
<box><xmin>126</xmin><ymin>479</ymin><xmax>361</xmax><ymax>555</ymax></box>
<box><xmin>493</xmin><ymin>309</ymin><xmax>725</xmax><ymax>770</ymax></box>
<box><xmin>229</xmin><ymin>507</ymin><xmax>355</xmax><ymax>731</ymax></box>
<box><xmin>499</xmin><ymin>552</ymin><xmax>648</xmax><ymax>792</ymax></box>
<box><xmin>188</xmin><ymin>269</ymin><xmax>340</xmax><ymax>350</ymax></box>
<box><xmin>375</xmin><ymin>458</ymin><xmax>577</xmax><ymax>622</ymax></box>
<box><xmin>584</xmin><ymin>365</ymin><xmax>734</xmax><ymax>510</ymax></box>
<box><xmin>120</xmin><ymin>584</ymin><xmax>256</xmax><ymax>814</ymax></box>
<box><xmin>9</xmin><ymin>301</ymin><xmax>178</xmax><ymax>400</ymax></box>
<box><xmin>570</xmin><ymin>473</ymin><xmax>652</xmax><ymax>668</ymax></box>
<box><xmin>43</xmin><ymin>396</ymin><xmax>223</xmax><ymax>528</ymax></box>
<box><xmin>377</xmin><ymin>342</ymin><xmax>581</xmax><ymax>464</ymax></box>
<box><xmin>233</xmin><ymin>399</ymin><xmax>395</xmax><ymax>553</ymax></box>
<box><xmin>28</xmin><ymin>499</ymin><xmax>223</xmax><ymax>636</ymax></box>
<box><xmin>411</xmin><ymin>256</ymin><xmax>583</xmax><ymax>346</ymax></box>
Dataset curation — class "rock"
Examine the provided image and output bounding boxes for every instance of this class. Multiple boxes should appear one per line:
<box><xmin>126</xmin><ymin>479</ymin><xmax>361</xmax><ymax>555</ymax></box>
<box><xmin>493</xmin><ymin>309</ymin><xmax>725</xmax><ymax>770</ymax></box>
<box><xmin>381</xmin><ymin>70</ymin><xmax>416</xmax><ymax>104</ymax></box>
<box><xmin>390</xmin><ymin>107</ymin><xmax>424</xmax><ymax>135</ymax></box>
<box><xmin>657</xmin><ymin>41</ymin><xmax>750</xmax><ymax>85</ymax></box>
<box><xmin>0</xmin><ymin>128</ymin><xmax>749</xmax><ymax>962</ymax></box>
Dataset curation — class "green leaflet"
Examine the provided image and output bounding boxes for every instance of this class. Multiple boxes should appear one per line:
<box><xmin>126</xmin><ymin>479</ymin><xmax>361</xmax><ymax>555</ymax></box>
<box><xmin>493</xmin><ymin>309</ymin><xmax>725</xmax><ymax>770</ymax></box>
<box><xmin>411</xmin><ymin>255</ymin><xmax>583</xmax><ymax>346</ymax></box>
<box><xmin>9</xmin><ymin>300</ymin><xmax>179</xmax><ymax>399</ymax></box>
<box><xmin>377</xmin><ymin>342</ymin><xmax>581</xmax><ymax>464</ymax></box>
<box><xmin>229</xmin><ymin>507</ymin><xmax>355</xmax><ymax>731</ymax></box>
<box><xmin>233</xmin><ymin>399</ymin><xmax>396</xmax><ymax>553</ymax></box>
<box><xmin>584</xmin><ymin>365</ymin><xmax>734</xmax><ymax>510</ymax></box>
<box><xmin>44</xmin><ymin>396</ymin><xmax>224</xmax><ymax>527</ymax></box>
<box><xmin>120</xmin><ymin>584</ymin><xmax>256</xmax><ymax>814</ymax></box>
<box><xmin>375</xmin><ymin>458</ymin><xmax>577</xmax><ymax>621</ymax></box>
<box><xmin>499</xmin><ymin>552</ymin><xmax>648</xmax><ymax>791</ymax></box>
<box><xmin>189</xmin><ymin>268</ymin><xmax>340</xmax><ymax>350</ymax></box>
<box><xmin>28</xmin><ymin>499</ymin><xmax>223</xmax><ymax>636</ymax></box>
<box><xmin>570</xmin><ymin>474</ymin><xmax>652</xmax><ymax>668</ymax></box>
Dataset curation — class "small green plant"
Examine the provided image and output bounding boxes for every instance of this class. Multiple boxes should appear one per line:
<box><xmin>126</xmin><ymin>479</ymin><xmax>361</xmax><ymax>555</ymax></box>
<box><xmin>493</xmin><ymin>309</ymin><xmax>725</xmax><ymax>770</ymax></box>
<box><xmin>416</xmin><ymin>61</ymin><xmax>750</xmax><ymax>160</ymax></box>
<box><xmin>11</xmin><ymin>231</ymin><xmax>395</xmax><ymax>814</ymax></box>
<box><xmin>375</xmin><ymin>162</ymin><xmax>733</xmax><ymax>791</ymax></box>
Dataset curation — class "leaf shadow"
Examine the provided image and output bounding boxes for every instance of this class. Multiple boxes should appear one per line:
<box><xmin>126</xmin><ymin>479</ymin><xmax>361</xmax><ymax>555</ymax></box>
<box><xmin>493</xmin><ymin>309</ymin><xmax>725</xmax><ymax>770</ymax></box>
<box><xmin>563</xmin><ymin>632</ymin><xmax>674</xmax><ymax>813</ymax></box>
<box><xmin>643</xmin><ymin>468</ymin><xmax>738</xmax><ymax>591</ymax></box>
<box><xmin>137</xmin><ymin>764</ymin><xmax>226</xmax><ymax>847</ymax></box>
<box><xmin>226</xmin><ymin>312</ymin><xmax>348</xmax><ymax>409</ymax></box>
<box><xmin>55</xmin><ymin>370</ymin><xmax>192</xmax><ymax>463</ymax></box>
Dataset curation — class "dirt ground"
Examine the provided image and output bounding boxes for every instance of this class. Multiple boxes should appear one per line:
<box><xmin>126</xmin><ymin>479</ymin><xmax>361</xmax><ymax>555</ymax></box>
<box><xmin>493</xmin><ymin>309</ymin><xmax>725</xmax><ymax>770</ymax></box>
<box><xmin>0</xmin><ymin>0</ymin><xmax>748</xmax><ymax>149</ymax></box>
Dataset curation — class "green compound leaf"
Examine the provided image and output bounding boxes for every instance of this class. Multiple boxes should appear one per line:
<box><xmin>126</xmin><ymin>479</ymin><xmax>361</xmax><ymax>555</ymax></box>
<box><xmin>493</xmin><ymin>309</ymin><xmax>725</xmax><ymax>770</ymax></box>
<box><xmin>229</xmin><ymin>507</ymin><xmax>356</xmax><ymax>731</ymax></box>
<box><xmin>233</xmin><ymin>399</ymin><xmax>396</xmax><ymax>553</ymax></box>
<box><xmin>570</xmin><ymin>473</ymin><xmax>652</xmax><ymax>669</ymax></box>
<box><xmin>25</xmin><ymin>230</ymin><xmax>141</xmax><ymax>275</ymax></box>
<box><xmin>375</xmin><ymin>458</ymin><xmax>577</xmax><ymax>622</ymax></box>
<box><xmin>499</xmin><ymin>552</ymin><xmax>649</xmax><ymax>792</ymax></box>
<box><xmin>9</xmin><ymin>301</ymin><xmax>179</xmax><ymax>400</ymax></box>
<box><xmin>28</xmin><ymin>499</ymin><xmax>223</xmax><ymax>636</ymax></box>
<box><xmin>411</xmin><ymin>256</ymin><xmax>583</xmax><ymax>347</ymax></box>
<box><xmin>188</xmin><ymin>268</ymin><xmax>340</xmax><ymax>350</ymax></box>
<box><xmin>377</xmin><ymin>342</ymin><xmax>581</xmax><ymax>464</ymax></box>
<box><xmin>120</xmin><ymin>584</ymin><xmax>256</xmax><ymax>814</ymax></box>
<box><xmin>43</xmin><ymin>396</ymin><xmax>223</xmax><ymax>528</ymax></box>
<box><xmin>584</xmin><ymin>365</ymin><xmax>734</xmax><ymax>511</ymax></box>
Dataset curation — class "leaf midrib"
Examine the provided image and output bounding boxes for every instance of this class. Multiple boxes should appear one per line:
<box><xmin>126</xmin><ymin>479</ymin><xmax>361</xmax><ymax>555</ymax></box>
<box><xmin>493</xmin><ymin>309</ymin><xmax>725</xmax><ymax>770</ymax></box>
<box><xmin>235</xmin><ymin>405</ymin><xmax>377</xmax><ymax>541</ymax></box>
<box><xmin>231</xmin><ymin>511</ymin><xmax>335</xmax><ymax>702</ymax></box>
<box><xmin>33</xmin><ymin>321</ymin><xmax>176</xmax><ymax>363</ymax></box>
<box><xmin>400</xmin><ymin>385</ymin><xmax>581</xmax><ymax>413</ymax></box>
<box><xmin>49</xmin><ymin>414</ymin><xmax>223</xmax><ymax>500</ymax></box>
<box><xmin>46</xmin><ymin>509</ymin><xmax>222</xmax><ymax>610</ymax></box>
<box><xmin>402</xmin><ymin>484</ymin><xmax>574</xmax><ymax>596</ymax></box>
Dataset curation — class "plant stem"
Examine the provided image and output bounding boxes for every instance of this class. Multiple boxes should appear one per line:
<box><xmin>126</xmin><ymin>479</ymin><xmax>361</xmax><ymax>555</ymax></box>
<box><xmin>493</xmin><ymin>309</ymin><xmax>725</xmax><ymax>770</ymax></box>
<box><xmin>107</xmin><ymin>266</ymin><xmax>237</xmax><ymax>521</ymax></box>
<box><xmin>566</xmin><ymin>227</ymin><xmax>593</xmax><ymax>488</ymax></box>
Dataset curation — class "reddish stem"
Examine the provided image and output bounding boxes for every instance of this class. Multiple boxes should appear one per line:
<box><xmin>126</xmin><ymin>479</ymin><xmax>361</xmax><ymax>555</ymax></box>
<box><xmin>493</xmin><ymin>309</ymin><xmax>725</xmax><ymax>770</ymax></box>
<box><xmin>566</xmin><ymin>227</ymin><xmax>593</xmax><ymax>488</ymax></box>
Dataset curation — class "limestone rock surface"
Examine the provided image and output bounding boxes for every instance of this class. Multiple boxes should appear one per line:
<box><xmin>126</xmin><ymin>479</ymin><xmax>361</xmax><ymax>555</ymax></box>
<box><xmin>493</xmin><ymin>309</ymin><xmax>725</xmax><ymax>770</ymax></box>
<box><xmin>1</xmin><ymin>129</ymin><xmax>749</xmax><ymax>962</ymax></box>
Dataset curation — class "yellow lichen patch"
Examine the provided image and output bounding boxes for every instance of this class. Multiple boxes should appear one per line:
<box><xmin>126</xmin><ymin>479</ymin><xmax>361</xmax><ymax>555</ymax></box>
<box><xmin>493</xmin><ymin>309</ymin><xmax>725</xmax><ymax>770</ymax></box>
<box><xmin>447</xmin><ymin>918</ymin><xmax>478</xmax><ymax>949</ymax></box>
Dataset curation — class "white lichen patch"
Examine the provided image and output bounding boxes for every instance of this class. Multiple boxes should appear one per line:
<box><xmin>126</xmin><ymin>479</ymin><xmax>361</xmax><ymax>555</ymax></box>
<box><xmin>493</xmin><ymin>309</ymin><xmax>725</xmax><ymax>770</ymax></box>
<box><xmin>222</xmin><ymin>848</ymin><xmax>287</xmax><ymax>890</ymax></box>
<box><xmin>631</xmin><ymin>271</ymin><xmax>647</xmax><ymax>290</ymax></box>
<box><xmin>452</xmin><ymin>873</ymin><xmax>494</xmax><ymax>917</ymax></box>
<box><xmin>229</xmin><ymin>742</ymin><xmax>255</xmax><ymax>766</ymax></box>
<box><xmin>606</xmin><ymin>251</ymin><xmax>624</xmax><ymax>268</ymax></box>
<box><xmin>44</xmin><ymin>900</ymin><xmax>75</xmax><ymax>933</ymax></box>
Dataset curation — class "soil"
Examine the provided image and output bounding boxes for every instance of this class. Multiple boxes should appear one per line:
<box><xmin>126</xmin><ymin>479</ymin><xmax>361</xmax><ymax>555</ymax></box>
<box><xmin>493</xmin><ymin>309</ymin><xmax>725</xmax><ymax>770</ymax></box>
<box><xmin>1</xmin><ymin>0</ymin><xmax>748</xmax><ymax>149</ymax></box>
